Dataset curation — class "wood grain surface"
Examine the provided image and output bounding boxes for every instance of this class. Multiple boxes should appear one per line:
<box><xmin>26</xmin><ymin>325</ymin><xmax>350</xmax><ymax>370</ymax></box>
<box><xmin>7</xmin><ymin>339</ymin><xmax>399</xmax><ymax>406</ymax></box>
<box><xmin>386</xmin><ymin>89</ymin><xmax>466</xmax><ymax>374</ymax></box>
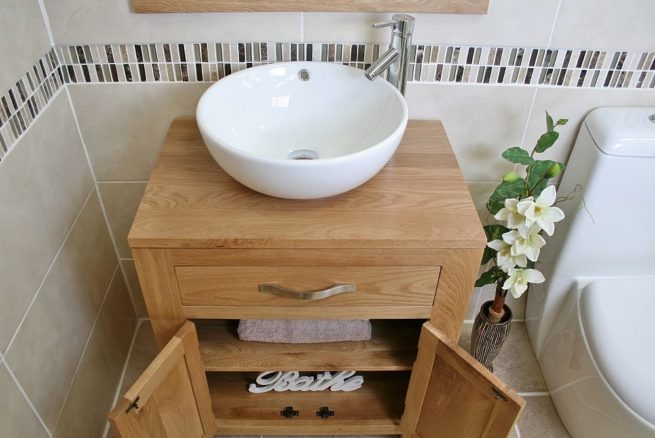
<box><xmin>401</xmin><ymin>323</ymin><xmax>524</xmax><ymax>437</ymax></box>
<box><xmin>128</xmin><ymin>119</ymin><xmax>486</xmax><ymax>250</ymax></box>
<box><xmin>109</xmin><ymin>322</ymin><xmax>215</xmax><ymax>437</ymax></box>
<box><xmin>209</xmin><ymin>371</ymin><xmax>408</xmax><ymax>435</ymax></box>
<box><xmin>196</xmin><ymin>320</ymin><xmax>421</xmax><ymax>371</ymax></box>
<box><xmin>176</xmin><ymin>265</ymin><xmax>439</xmax><ymax>307</ymax></box>
<box><xmin>132</xmin><ymin>0</ymin><xmax>488</xmax><ymax>14</ymax></box>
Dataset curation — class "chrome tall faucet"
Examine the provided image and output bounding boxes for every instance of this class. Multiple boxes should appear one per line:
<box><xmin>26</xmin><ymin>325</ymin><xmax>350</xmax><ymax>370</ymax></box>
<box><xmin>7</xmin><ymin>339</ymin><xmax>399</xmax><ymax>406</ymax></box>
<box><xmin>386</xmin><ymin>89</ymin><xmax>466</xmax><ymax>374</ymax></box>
<box><xmin>365</xmin><ymin>14</ymin><xmax>415</xmax><ymax>95</ymax></box>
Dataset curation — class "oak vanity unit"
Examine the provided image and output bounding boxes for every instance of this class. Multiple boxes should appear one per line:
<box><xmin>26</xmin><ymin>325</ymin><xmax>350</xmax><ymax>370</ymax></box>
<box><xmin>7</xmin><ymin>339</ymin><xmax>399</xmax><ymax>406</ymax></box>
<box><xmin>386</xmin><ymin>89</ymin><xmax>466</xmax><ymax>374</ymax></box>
<box><xmin>109</xmin><ymin>119</ymin><xmax>525</xmax><ymax>437</ymax></box>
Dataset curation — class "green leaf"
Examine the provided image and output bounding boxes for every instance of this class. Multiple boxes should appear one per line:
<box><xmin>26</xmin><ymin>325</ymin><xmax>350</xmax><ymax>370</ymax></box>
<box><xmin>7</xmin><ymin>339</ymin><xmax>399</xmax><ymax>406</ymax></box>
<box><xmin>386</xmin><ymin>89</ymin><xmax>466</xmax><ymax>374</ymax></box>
<box><xmin>484</xmin><ymin>224</ymin><xmax>510</xmax><ymax>241</ymax></box>
<box><xmin>534</xmin><ymin>131</ymin><xmax>560</xmax><ymax>153</ymax></box>
<box><xmin>526</xmin><ymin>260</ymin><xmax>535</xmax><ymax>269</ymax></box>
<box><xmin>486</xmin><ymin>179</ymin><xmax>528</xmax><ymax>214</ymax></box>
<box><xmin>501</xmin><ymin>147</ymin><xmax>534</xmax><ymax>165</ymax></box>
<box><xmin>480</xmin><ymin>224</ymin><xmax>510</xmax><ymax>265</ymax></box>
<box><xmin>555</xmin><ymin>118</ymin><xmax>568</xmax><ymax>126</ymax></box>
<box><xmin>546</xmin><ymin>112</ymin><xmax>554</xmax><ymax>132</ymax></box>
<box><xmin>526</xmin><ymin>160</ymin><xmax>565</xmax><ymax>196</ymax></box>
<box><xmin>475</xmin><ymin>266</ymin><xmax>504</xmax><ymax>287</ymax></box>
<box><xmin>481</xmin><ymin>246</ymin><xmax>494</xmax><ymax>265</ymax></box>
<box><xmin>527</xmin><ymin>160</ymin><xmax>553</xmax><ymax>191</ymax></box>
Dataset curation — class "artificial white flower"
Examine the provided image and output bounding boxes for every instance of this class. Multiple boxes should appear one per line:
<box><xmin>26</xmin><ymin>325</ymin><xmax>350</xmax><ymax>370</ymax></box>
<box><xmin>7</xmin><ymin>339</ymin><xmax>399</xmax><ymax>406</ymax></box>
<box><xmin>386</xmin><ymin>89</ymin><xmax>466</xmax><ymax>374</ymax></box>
<box><xmin>487</xmin><ymin>239</ymin><xmax>528</xmax><ymax>272</ymax></box>
<box><xmin>516</xmin><ymin>185</ymin><xmax>565</xmax><ymax>236</ymax></box>
<box><xmin>494</xmin><ymin>198</ymin><xmax>526</xmax><ymax>228</ymax></box>
<box><xmin>502</xmin><ymin>223</ymin><xmax>546</xmax><ymax>262</ymax></box>
<box><xmin>502</xmin><ymin>268</ymin><xmax>545</xmax><ymax>298</ymax></box>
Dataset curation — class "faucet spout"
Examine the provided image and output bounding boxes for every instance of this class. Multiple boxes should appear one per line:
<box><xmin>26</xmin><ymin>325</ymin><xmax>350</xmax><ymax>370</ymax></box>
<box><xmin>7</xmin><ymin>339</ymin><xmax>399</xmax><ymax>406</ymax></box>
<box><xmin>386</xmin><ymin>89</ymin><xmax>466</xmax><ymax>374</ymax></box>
<box><xmin>365</xmin><ymin>14</ymin><xmax>415</xmax><ymax>95</ymax></box>
<box><xmin>365</xmin><ymin>48</ymin><xmax>399</xmax><ymax>81</ymax></box>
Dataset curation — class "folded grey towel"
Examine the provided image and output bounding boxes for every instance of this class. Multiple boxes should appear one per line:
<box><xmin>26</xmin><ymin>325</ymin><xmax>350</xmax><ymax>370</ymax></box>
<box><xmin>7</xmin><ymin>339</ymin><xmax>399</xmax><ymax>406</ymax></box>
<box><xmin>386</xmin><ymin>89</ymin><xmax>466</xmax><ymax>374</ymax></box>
<box><xmin>237</xmin><ymin>319</ymin><xmax>372</xmax><ymax>343</ymax></box>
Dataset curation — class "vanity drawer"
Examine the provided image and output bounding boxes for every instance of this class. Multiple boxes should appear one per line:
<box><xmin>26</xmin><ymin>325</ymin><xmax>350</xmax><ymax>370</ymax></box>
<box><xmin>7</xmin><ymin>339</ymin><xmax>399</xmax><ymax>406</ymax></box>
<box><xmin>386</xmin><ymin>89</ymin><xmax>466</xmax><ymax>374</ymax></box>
<box><xmin>175</xmin><ymin>265</ymin><xmax>439</xmax><ymax>307</ymax></box>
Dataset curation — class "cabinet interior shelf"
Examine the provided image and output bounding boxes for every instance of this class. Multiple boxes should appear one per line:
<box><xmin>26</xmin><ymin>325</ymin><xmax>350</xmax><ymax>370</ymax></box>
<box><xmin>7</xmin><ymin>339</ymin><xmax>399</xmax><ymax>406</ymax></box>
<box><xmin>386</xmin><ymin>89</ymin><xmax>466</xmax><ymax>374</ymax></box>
<box><xmin>196</xmin><ymin>320</ymin><xmax>422</xmax><ymax>372</ymax></box>
<box><xmin>209</xmin><ymin>371</ymin><xmax>409</xmax><ymax>435</ymax></box>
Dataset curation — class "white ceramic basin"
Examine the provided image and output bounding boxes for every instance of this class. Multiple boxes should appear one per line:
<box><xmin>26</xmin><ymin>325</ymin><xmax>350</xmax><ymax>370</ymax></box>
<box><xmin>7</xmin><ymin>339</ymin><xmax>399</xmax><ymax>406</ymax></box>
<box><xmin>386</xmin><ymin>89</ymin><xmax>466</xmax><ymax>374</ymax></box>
<box><xmin>196</xmin><ymin>62</ymin><xmax>408</xmax><ymax>199</ymax></box>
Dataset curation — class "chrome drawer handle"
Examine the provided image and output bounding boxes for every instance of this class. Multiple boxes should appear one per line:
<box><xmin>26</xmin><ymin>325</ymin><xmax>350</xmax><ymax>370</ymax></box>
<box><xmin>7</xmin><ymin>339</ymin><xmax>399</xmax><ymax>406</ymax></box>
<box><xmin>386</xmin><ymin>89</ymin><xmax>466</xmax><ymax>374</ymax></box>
<box><xmin>258</xmin><ymin>283</ymin><xmax>356</xmax><ymax>301</ymax></box>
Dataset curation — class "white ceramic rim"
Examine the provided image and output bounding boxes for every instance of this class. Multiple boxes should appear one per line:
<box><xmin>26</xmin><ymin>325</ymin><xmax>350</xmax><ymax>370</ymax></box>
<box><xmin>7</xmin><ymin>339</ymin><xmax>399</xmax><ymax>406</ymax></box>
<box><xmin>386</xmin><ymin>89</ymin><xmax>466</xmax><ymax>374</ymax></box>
<box><xmin>196</xmin><ymin>61</ymin><xmax>409</xmax><ymax>167</ymax></box>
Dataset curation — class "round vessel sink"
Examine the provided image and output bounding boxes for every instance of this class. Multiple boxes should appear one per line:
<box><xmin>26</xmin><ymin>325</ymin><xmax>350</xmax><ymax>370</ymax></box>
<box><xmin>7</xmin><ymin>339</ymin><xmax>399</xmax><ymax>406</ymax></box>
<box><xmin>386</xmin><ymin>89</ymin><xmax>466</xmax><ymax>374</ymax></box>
<box><xmin>196</xmin><ymin>62</ymin><xmax>408</xmax><ymax>199</ymax></box>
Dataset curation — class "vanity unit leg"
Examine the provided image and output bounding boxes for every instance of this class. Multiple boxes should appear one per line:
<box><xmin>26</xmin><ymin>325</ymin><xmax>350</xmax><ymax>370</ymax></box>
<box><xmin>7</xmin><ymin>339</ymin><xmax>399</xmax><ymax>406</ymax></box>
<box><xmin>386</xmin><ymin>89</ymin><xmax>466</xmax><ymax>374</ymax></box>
<box><xmin>133</xmin><ymin>248</ymin><xmax>186</xmax><ymax>347</ymax></box>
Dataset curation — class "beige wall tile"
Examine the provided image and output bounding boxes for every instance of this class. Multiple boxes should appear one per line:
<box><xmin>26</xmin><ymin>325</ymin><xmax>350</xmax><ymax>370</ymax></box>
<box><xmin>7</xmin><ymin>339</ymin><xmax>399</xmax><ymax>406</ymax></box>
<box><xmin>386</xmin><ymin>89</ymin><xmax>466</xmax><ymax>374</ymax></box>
<box><xmin>465</xmin><ymin>278</ymin><xmax>527</xmax><ymax>320</ymax></box>
<box><xmin>476</xmin><ymin>282</ymin><xmax>526</xmax><ymax>320</ymax></box>
<box><xmin>0</xmin><ymin>93</ymin><xmax>93</xmax><ymax>351</ymax></box>
<box><xmin>523</xmin><ymin>88</ymin><xmax>655</xmax><ymax>166</ymax></box>
<box><xmin>464</xmin><ymin>286</ymin><xmax>482</xmax><ymax>321</ymax></box>
<box><xmin>42</xmin><ymin>0</ymin><xmax>301</xmax><ymax>44</ymax></box>
<box><xmin>99</xmin><ymin>182</ymin><xmax>146</xmax><ymax>258</ymax></box>
<box><xmin>464</xmin><ymin>283</ymin><xmax>527</xmax><ymax>322</ymax></box>
<box><xmin>54</xmin><ymin>271</ymin><xmax>137</xmax><ymax>438</ymax></box>
<box><xmin>551</xmin><ymin>0</ymin><xmax>655</xmax><ymax>51</ymax></box>
<box><xmin>466</xmin><ymin>181</ymin><xmax>497</xmax><ymax>224</ymax></box>
<box><xmin>5</xmin><ymin>190</ymin><xmax>118</xmax><ymax>429</ymax></box>
<box><xmin>405</xmin><ymin>83</ymin><xmax>535</xmax><ymax>182</ymax></box>
<box><xmin>69</xmin><ymin>83</ymin><xmax>209</xmax><ymax>181</ymax></box>
<box><xmin>0</xmin><ymin>365</ymin><xmax>49</xmax><ymax>438</ymax></box>
<box><xmin>122</xmin><ymin>259</ymin><xmax>148</xmax><ymax>317</ymax></box>
<box><xmin>117</xmin><ymin>321</ymin><xmax>158</xmax><ymax>397</ymax></box>
<box><xmin>304</xmin><ymin>0</ymin><xmax>559</xmax><ymax>45</ymax></box>
<box><xmin>518</xmin><ymin>396</ymin><xmax>571</xmax><ymax>437</ymax></box>
<box><xmin>107</xmin><ymin>321</ymin><xmax>158</xmax><ymax>438</ymax></box>
<box><xmin>0</xmin><ymin>0</ymin><xmax>51</xmax><ymax>93</ymax></box>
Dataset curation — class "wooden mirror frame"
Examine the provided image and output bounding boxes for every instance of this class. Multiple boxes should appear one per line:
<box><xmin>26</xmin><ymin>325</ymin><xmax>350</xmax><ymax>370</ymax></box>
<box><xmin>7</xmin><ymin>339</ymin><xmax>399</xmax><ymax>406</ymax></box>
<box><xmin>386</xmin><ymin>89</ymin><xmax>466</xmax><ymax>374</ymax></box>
<box><xmin>132</xmin><ymin>0</ymin><xmax>489</xmax><ymax>14</ymax></box>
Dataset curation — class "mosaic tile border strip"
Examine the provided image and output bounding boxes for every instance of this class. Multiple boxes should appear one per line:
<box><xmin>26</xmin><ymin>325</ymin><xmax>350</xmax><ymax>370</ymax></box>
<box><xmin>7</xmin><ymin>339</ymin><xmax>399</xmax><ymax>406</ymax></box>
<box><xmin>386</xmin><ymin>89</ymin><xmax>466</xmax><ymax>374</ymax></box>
<box><xmin>0</xmin><ymin>48</ymin><xmax>64</xmax><ymax>160</ymax></box>
<box><xmin>2</xmin><ymin>42</ymin><xmax>654</xmax><ymax>160</ymax></box>
<box><xmin>56</xmin><ymin>42</ymin><xmax>655</xmax><ymax>90</ymax></box>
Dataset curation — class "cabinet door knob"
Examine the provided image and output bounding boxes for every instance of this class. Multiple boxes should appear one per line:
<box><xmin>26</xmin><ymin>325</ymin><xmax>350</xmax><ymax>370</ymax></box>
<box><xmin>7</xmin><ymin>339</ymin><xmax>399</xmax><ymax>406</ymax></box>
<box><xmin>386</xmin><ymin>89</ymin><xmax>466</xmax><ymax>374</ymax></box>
<box><xmin>280</xmin><ymin>406</ymin><xmax>299</xmax><ymax>418</ymax></box>
<box><xmin>258</xmin><ymin>283</ymin><xmax>356</xmax><ymax>301</ymax></box>
<box><xmin>316</xmin><ymin>406</ymin><xmax>335</xmax><ymax>419</ymax></box>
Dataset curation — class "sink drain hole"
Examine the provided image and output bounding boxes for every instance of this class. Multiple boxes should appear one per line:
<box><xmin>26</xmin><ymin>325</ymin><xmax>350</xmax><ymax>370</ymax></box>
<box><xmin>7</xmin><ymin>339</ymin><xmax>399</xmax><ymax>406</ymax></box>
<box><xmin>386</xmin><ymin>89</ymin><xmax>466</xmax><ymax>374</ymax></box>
<box><xmin>288</xmin><ymin>149</ymin><xmax>319</xmax><ymax>160</ymax></box>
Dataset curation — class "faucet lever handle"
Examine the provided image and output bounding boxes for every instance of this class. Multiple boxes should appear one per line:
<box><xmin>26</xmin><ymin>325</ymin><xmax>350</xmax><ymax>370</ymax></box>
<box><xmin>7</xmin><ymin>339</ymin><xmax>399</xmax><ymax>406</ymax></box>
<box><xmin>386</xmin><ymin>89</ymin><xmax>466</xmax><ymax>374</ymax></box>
<box><xmin>372</xmin><ymin>20</ymin><xmax>397</xmax><ymax>29</ymax></box>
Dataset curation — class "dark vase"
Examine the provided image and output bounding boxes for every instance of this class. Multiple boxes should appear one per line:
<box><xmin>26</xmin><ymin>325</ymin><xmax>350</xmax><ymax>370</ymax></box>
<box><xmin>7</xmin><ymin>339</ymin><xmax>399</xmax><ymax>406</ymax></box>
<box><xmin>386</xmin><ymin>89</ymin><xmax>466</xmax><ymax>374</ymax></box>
<box><xmin>470</xmin><ymin>300</ymin><xmax>513</xmax><ymax>372</ymax></box>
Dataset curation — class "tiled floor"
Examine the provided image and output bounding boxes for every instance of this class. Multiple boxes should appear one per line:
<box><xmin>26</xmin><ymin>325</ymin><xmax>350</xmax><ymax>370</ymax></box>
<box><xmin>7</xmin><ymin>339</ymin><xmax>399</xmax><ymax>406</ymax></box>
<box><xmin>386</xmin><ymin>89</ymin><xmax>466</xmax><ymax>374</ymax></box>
<box><xmin>106</xmin><ymin>320</ymin><xmax>570</xmax><ymax>438</ymax></box>
<box><xmin>459</xmin><ymin>322</ymin><xmax>571</xmax><ymax>438</ymax></box>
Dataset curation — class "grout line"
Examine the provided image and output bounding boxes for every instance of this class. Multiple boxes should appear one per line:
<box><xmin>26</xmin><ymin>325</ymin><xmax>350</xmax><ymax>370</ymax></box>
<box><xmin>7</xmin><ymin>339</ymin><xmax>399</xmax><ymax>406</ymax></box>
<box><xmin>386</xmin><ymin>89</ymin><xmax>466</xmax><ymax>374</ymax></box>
<box><xmin>36</xmin><ymin>0</ymin><xmax>55</xmax><ymax>47</ymax></box>
<box><xmin>3</xmin><ymin>186</ymin><xmax>95</xmax><ymax>357</ymax></box>
<box><xmin>518</xmin><ymin>87</ymin><xmax>539</xmax><ymax>153</ymax></box>
<box><xmin>62</xmin><ymin>77</ymin><xmax>655</xmax><ymax>90</ymax></box>
<box><xmin>514</xmin><ymin>0</ymin><xmax>563</xmax><ymax>155</ymax></box>
<box><xmin>518</xmin><ymin>391</ymin><xmax>550</xmax><ymax>397</ymax></box>
<box><xmin>2</xmin><ymin>358</ymin><xmax>52</xmax><ymax>437</ymax></box>
<box><xmin>64</xmin><ymin>87</ymin><xmax>141</xmax><ymax>317</ymax></box>
<box><xmin>547</xmin><ymin>0</ymin><xmax>564</xmax><ymax>48</ymax></box>
<box><xmin>52</xmin><ymin>264</ymin><xmax>120</xmax><ymax>433</ymax></box>
<box><xmin>549</xmin><ymin>376</ymin><xmax>594</xmax><ymax>395</ymax></box>
<box><xmin>102</xmin><ymin>318</ymin><xmax>143</xmax><ymax>438</ymax></box>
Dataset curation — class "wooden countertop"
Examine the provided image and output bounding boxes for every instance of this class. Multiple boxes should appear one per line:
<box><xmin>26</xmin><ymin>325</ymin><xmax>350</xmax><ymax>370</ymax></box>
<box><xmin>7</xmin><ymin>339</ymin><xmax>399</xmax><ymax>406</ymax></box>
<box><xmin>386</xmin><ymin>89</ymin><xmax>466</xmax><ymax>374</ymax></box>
<box><xmin>128</xmin><ymin>118</ymin><xmax>486</xmax><ymax>250</ymax></box>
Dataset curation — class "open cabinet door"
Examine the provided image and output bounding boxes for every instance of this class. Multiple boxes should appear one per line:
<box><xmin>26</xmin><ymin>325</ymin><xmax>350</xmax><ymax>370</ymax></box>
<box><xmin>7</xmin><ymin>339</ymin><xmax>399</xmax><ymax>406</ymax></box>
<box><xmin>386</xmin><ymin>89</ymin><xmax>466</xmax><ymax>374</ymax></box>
<box><xmin>401</xmin><ymin>322</ymin><xmax>525</xmax><ymax>438</ymax></box>
<box><xmin>109</xmin><ymin>321</ymin><xmax>215</xmax><ymax>437</ymax></box>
